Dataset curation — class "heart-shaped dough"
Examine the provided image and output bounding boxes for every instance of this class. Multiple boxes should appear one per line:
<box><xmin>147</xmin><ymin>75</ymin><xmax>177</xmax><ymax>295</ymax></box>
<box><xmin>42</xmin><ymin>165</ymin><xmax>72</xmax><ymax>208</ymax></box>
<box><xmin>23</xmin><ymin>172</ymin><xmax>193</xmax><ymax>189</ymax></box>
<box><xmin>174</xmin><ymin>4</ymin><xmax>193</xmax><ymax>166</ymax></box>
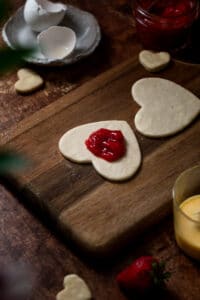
<box><xmin>56</xmin><ymin>274</ymin><xmax>92</xmax><ymax>300</ymax></box>
<box><xmin>132</xmin><ymin>78</ymin><xmax>200</xmax><ymax>138</ymax></box>
<box><xmin>139</xmin><ymin>50</ymin><xmax>170</xmax><ymax>72</ymax></box>
<box><xmin>15</xmin><ymin>68</ymin><xmax>44</xmax><ymax>94</ymax></box>
<box><xmin>59</xmin><ymin>121</ymin><xmax>141</xmax><ymax>181</ymax></box>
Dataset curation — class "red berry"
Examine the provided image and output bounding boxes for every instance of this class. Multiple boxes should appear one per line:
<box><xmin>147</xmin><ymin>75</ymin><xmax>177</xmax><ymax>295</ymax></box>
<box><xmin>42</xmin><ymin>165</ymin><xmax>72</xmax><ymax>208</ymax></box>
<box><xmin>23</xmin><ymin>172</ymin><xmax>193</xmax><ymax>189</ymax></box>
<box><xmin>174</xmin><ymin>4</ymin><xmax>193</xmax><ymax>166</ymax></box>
<box><xmin>116</xmin><ymin>256</ymin><xmax>170</xmax><ymax>294</ymax></box>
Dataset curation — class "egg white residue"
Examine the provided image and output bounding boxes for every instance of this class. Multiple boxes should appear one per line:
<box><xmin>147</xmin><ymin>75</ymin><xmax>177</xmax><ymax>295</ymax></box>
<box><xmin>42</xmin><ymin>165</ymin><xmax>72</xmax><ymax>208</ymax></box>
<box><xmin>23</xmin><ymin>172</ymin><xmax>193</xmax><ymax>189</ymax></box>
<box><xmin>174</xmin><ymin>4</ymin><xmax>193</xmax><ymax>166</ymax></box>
<box><xmin>24</xmin><ymin>0</ymin><xmax>67</xmax><ymax>32</ymax></box>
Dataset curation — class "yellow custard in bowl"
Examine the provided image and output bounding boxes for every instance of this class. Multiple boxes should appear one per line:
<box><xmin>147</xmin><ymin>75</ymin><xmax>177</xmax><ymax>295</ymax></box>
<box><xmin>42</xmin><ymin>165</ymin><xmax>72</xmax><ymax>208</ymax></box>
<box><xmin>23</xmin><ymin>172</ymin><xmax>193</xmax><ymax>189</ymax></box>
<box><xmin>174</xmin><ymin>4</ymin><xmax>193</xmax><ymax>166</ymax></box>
<box><xmin>175</xmin><ymin>195</ymin><xmax>200</xmax><ymax>260</ymax></box>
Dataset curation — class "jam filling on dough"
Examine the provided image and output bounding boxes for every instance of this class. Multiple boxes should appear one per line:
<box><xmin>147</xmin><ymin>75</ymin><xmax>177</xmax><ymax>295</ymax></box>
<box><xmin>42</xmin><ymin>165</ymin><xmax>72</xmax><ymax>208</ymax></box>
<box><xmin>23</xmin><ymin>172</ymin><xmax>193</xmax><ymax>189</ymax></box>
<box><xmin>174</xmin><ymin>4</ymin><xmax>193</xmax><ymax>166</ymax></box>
<box><xmin>85</xmin><ymin>128</ymin><xmax>126</xmax><ymax>162</ymax></box>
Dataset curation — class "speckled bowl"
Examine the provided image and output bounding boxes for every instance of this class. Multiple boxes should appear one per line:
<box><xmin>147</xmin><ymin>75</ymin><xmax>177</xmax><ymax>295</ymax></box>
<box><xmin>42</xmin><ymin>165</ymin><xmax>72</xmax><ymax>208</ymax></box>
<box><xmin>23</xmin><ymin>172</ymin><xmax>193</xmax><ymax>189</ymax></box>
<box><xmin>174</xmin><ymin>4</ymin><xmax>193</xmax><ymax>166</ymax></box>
<box><xmin>2</xmin><ymin>5</ymin><xmax>101</xmax><ymax>66</ymax></box>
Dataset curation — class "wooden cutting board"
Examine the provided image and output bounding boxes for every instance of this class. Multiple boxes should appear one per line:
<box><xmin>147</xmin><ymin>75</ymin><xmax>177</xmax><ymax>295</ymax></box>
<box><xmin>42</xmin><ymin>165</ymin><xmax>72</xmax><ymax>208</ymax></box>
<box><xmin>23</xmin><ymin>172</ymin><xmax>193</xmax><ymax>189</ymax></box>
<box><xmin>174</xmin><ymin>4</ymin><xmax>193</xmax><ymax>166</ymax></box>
<box><xmin>1</xmin><ymin>57</ymin><xmax>200</xmax><ymax>256</ymax></box>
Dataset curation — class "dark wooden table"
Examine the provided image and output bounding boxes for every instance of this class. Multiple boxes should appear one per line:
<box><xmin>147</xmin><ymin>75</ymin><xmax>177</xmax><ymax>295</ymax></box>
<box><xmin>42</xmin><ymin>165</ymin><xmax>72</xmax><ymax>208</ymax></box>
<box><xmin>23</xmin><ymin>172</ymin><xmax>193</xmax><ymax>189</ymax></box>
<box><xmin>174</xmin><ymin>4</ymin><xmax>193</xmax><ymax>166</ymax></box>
<box><xmin>0</xmin><ymin>1</ymin><xmax>200</xmax><ymax>299</ymax></box>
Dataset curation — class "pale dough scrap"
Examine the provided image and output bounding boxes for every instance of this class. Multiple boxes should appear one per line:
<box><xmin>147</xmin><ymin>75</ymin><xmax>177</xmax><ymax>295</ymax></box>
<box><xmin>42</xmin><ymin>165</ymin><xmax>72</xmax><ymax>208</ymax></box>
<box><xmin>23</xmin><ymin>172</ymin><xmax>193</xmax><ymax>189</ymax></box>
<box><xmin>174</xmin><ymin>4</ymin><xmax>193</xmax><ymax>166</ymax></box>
<box><xmin>15</xmin><ymin>68</ymin><xmax>44</xmax><ymax>94</ymax></box>
<box><xmin>59</xmin><ymin>120</ymin><xmax>142</xmax><ymax>181</ymax></box>
<box><xmin>139</xmin><ymin>50</ymin><xmax>170</xmax><ymax>72</ymax></box>
<box><xmin>56</xmin><ymin>274</ymin><xmax>92</xmax><ymax>300</ymax></box>
<box><xmin>132</xmin><ymin>78</ymin><xmax>200</xmax><ymax>138</ymax></box>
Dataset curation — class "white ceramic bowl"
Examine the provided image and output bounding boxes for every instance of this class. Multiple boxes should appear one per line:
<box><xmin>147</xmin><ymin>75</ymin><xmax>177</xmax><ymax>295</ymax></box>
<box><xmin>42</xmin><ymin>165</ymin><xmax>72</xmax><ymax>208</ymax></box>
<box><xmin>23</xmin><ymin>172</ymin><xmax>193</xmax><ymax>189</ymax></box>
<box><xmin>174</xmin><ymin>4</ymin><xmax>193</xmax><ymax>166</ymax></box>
<box><xmin>2</xmin><ymin>5</ymin><xmax>101</xmax><ymax>66</ymax></box>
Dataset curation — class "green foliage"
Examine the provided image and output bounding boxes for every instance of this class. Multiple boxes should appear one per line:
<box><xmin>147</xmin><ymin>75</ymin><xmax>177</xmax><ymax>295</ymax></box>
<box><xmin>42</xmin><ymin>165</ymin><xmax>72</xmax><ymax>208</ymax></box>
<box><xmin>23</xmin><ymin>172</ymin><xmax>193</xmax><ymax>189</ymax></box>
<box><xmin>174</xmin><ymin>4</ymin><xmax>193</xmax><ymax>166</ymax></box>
<box><xmin>0</xmin><ymin>47</ymin><xmax>33</xmax><ymax>73</ymax></box>
<box><xmin>0</xmin><ymin>150</ymin><xmax>29</xmax><ymax>174</ymax></box>
<box><xmin>0</xmin><ymin>0</ymin><xmax>32</xmax><ymax>173</ymax></box>
<box><xmin>0</xmin><ymin>0</ymin><xmax>9</xmax><ymax>22</ymax></box>
<box><xmin>0</xmin><ymin>0</ymin><xmax>7</xmax><ymax>21</ymax></box>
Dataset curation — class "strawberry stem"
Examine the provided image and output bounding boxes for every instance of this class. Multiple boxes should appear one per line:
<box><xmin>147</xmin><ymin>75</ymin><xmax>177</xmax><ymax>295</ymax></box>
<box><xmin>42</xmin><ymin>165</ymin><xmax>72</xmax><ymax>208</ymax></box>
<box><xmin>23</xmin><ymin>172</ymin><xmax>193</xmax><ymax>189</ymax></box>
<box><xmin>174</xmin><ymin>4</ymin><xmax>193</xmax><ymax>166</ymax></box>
<box><xmin>151</xmin><ymin>261</ymin><xmax>171</xmax><ymax>286</ymax></box>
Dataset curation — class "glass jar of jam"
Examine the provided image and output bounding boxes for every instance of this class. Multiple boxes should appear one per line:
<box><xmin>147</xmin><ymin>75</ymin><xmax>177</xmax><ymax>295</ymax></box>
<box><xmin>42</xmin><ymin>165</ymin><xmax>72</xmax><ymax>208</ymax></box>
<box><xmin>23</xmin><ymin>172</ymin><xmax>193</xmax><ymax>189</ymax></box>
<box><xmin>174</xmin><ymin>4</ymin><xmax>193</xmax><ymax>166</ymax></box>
<box><xmin>133</xmin><ymin>0</ymin><xmax>200</xmax><ymax>51</ymax></box>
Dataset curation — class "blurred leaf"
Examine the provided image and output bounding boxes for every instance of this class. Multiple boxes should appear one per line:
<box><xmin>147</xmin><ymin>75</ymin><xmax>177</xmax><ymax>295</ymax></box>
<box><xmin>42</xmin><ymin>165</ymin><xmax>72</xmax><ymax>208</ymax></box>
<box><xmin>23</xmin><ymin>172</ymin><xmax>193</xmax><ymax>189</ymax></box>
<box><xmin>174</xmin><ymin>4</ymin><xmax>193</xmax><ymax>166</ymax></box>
<box><xmin>0</xmin><ymin>150</ymin><xmax>29</xmax><ymax>174</ymax></box>
<box><xmin>0</xmin><ymin>0</ymin><xmax>9</xmax><ymax>22</ymax></box>
<box><xmin>0</xmin><ymin>48</ymin><xmax>34</xmax><ymax>73</ymax></box>
<box><xmin>0</xmin><ymin>1</ymin><xmax>32</xmax><ymax>176</ymax></box>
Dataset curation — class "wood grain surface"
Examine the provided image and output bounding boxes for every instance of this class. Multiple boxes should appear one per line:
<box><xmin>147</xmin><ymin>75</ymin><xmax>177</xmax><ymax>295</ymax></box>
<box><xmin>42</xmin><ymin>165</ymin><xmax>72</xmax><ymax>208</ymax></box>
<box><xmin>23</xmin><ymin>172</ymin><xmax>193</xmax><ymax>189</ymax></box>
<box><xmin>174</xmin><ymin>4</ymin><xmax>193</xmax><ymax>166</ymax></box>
<box><xmin>1</xmin><ymin>56</ymin><xmax>200</xmax><ymax>256</ymax></box>
<box><xmin>0</xmin><ymin>1</ymin><xmax>200</xmax><ymax>299</ymax></box>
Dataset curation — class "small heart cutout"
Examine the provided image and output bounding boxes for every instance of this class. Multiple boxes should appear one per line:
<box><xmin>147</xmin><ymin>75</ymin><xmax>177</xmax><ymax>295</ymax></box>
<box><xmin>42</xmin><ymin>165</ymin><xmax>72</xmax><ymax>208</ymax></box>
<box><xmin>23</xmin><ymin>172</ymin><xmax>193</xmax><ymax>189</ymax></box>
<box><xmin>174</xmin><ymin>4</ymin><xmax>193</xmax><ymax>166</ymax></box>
<box><xmin>132</xmin><ymin>78</ymin><xmax>200</xmax><ymax>137</ymax></box>
<box><xmin>139</xmin><ymin>50</ymin><xmax>170</xmax><ymax>72</ymax></box>
<box><xmin>59</xmin><ymin>121</ymin><xmax>141</xmax><ymax>181</ymax></box>
<box><xmin>15</xmin><ymin>68</ymin><xmax>44</xmax><ymax>94</ymax></box>
<box><xmin>56</xmin><ymin>274</ymin><xmax>92</xmax><ymax>300</ymax></box>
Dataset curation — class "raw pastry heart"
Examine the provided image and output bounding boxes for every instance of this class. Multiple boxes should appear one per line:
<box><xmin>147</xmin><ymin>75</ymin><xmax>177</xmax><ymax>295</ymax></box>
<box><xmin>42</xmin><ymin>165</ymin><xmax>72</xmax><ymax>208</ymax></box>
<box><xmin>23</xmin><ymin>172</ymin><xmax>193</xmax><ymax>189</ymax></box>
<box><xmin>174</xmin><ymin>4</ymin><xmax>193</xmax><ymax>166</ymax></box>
<box><xmin>56</xmin><ymin>274</ymin><xmax>92</xmax><ymax>300</ymax></box>
<box><xmin>139</xmin><ymin>50</ymin><xmax>170</xmax><ymax>72</ymax></box>
<box><xmin>59</xmin><ymin>121</ymin><xmax>141</xmax><ymax>181</ymax></box>
<box><xmin>132</xmin><ymin>78</ymin><xmax>200</xmax><ymax>138</ymax></box>
<box><xmin>15</xmin><ymin>68</ymin><xmax>44</xmax><ymax>94</ymax></box>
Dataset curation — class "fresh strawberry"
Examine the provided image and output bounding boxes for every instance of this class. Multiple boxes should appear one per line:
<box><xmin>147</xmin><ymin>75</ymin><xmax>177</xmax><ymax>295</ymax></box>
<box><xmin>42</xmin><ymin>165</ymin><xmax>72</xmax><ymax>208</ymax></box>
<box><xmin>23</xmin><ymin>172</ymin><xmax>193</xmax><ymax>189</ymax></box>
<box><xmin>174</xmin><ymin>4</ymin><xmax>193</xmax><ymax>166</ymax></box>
<box><xmin>116</xmin><ymin>256</ymin><xmax>170</xmax><ymax>294</ymax></box>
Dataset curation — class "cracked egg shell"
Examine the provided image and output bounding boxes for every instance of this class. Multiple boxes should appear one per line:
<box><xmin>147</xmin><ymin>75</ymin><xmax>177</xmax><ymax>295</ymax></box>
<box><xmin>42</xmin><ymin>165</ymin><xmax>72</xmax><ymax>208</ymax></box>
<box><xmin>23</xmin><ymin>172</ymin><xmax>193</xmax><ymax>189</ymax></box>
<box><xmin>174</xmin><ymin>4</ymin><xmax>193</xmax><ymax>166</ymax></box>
<box><xmin>24</xmin><ymin>0</ymin><xmax>67</xmax><ymax>32</ymax></box>
<box><xmin>37</xmin><ymin>26</ymin><xmax>76</xmax><ymax>60</ymax></box>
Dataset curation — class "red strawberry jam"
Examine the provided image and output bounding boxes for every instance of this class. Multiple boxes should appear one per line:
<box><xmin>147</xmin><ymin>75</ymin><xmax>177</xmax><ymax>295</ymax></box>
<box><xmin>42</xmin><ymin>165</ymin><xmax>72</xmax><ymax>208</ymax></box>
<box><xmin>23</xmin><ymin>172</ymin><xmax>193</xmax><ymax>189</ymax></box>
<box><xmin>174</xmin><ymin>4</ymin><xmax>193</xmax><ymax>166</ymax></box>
<box><xmin>133</xmin><ymin>0</ymin><xmax>199</xmax><ymax>51</ymax></box>
<box><xmin>85</xmin><ymin>128</ymin><xmax>126</xmax><ymax>162</ymax></box>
